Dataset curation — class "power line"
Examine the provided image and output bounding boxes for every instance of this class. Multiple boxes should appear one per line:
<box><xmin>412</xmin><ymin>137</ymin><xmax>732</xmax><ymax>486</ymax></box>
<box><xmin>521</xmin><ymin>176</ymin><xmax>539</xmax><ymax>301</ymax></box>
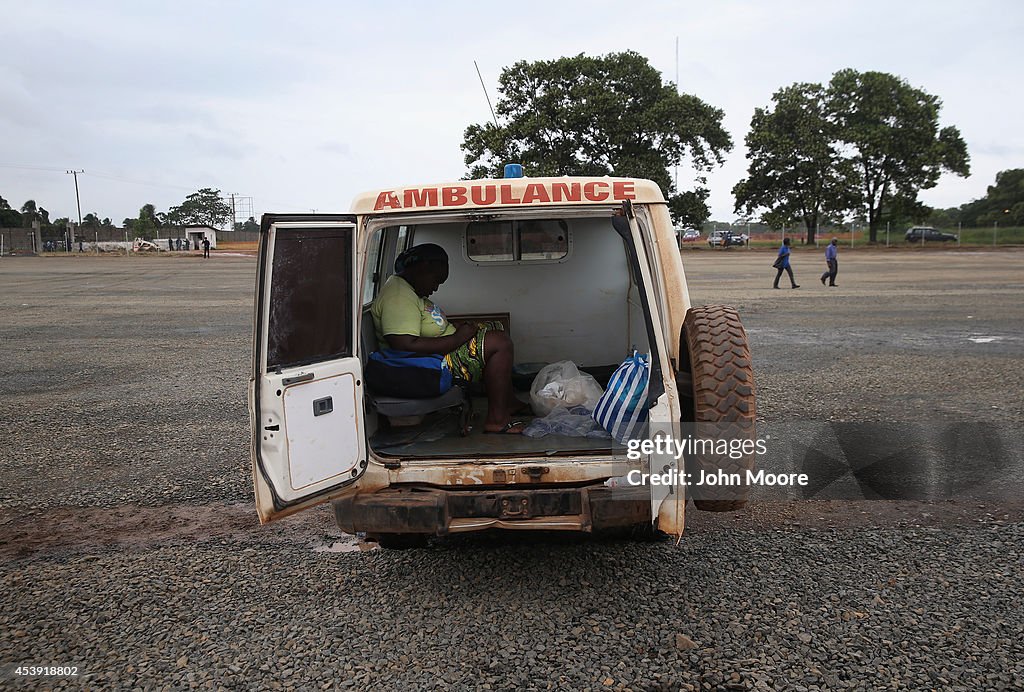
<box><xmin>0</xmin><ymin>164</ymin><xmax>69</xmax><ymax>173</ymax></box>
<box><xmin>85</xmin><ymin>170</ymin><xmax>197</xmax><ymax>192</ymax></box>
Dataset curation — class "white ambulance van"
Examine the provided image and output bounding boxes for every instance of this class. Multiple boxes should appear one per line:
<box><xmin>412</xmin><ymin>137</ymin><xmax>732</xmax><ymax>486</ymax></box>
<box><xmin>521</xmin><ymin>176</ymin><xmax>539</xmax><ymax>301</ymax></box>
<box><xmin>249</xmin><ymin>169</ymin><xmax>756</xmax><ymax>547</ymax></box>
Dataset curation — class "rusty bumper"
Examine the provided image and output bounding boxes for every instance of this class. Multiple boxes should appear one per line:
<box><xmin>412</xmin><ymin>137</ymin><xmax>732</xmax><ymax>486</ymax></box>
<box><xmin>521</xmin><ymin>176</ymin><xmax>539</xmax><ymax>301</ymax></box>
<box><xmin>332</xmin><ymin>484</ymin><xmax>650</xmax><ymax>535</ymax></box>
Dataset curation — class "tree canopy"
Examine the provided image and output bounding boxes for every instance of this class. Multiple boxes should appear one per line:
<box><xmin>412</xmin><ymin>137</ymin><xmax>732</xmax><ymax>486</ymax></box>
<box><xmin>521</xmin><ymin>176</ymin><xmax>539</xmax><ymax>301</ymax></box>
<box><xmin>461</xmin><ymin>51</ymin><xmax>732</xmax><ymax>226</ymax></box>
<box><xmin>0</xmin><ymin>195</ymin><xmax>23</xmax><ymax>227</ymax></box>
<box><xmin>165</xmin><ymin>188</ymin><xmax>231</xmax><ymax>228</ymax></box>
<box><xmin>234</xmin><ymin>216</ymin><xmax>259</xmax><ymax>232</ymax></box>
<box><xmin>829</xmin><ymin>69</ymin><xmax>969</xmax><ymax>242</ymax></box>
<box><xmin>733</xmin><ymin>83</ymin><xmax>858</xmax><ymax>243</ymax></box>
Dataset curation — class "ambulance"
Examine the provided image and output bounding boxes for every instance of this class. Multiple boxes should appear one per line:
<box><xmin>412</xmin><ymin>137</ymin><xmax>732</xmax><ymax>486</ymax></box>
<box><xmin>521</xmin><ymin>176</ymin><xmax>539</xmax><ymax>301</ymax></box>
<box><xmin>249</xmin><ymin>167</ymin><xmax>756</xmax><ymax>547</ymax></box>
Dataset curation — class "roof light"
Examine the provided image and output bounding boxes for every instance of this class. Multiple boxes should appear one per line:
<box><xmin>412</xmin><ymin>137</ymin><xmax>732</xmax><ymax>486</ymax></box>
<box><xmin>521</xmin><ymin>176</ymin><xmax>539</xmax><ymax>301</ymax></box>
<box><xmin>503</xmin><ymin>163</ymin><xmax>524</xmax><ymax>179</ymax></box>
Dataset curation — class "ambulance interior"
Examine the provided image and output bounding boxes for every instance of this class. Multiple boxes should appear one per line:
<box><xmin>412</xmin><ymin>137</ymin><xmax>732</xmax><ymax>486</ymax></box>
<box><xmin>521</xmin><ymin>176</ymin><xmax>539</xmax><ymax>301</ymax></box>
<box><xmin>361</xmin><ymin>210</ymin><xmax>653</xmax><ymax>458</ymax></box>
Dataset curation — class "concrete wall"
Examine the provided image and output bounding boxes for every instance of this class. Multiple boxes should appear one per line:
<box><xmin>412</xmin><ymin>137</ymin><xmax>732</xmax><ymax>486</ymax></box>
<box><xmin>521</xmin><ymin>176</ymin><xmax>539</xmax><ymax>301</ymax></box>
<box><xmin>0</xmin><ymin>228</ymin><xmax>42</xmax><ymax>254</ymax></box>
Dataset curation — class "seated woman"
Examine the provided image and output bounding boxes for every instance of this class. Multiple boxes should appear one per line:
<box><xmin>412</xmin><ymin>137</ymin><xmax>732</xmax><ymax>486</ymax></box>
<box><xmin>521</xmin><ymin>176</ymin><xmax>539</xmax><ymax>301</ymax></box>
<box><xmin>370</xmin><ymin>243</ymin><xmax>526</xmax><ymax>434</ymax></box>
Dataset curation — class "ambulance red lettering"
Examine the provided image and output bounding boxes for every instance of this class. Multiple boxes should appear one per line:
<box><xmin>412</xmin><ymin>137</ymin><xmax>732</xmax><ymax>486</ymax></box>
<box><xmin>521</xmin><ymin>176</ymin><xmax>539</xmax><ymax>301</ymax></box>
<box><xmin>521</xmin><ymin>183</ymin><xmax>551</xmax><ymax>204</ymax></box>
<box><xmin>442</xmin><ymin>186</ymin><xmax>468</xmax><ymax>206</ymax></box>
<box><xmin>470</xmin><ymin>184</ymin><xmax>497</xmax><ymax>205</ymax></box>
<box><xmin>374</xmin><ymin>191</ymin><xmax>401</xmax><ymax>211</ymax></box>
<box><xmin>551</xmin><ymin>182</ymin><xmax>581</xmax><ymax>202</ymax></box>
<box><xmin>612</xmin><ymin>181</ymin><xmax>636</xmax><ymax>200</ymax></box>
<box><xmin>499</xmin><ymin>185</ymin><xmax>521</xmax><ymax>204</ymax></box>
<box><xmin>404</xmin><ymin>188</ymin><xmax>438</xmax><ymax>208</ymax></box>
<box><xmin>584</xmin><ymin>181</ymin><xmax>610</xmax><ymax>201</ymax></box>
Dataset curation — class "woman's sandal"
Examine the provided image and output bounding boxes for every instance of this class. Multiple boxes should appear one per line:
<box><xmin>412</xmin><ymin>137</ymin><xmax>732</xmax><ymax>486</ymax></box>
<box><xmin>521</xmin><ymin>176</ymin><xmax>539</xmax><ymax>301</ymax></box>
<box><xmin>483</xmin><ymin>420</ymin><xmax>526</xmax><ymax>435</ymax></box>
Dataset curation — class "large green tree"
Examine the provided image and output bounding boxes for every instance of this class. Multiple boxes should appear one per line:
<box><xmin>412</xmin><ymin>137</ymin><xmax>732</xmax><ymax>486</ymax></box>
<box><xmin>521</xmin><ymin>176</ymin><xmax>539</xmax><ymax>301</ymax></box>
<box><xmin>828</xmin><ymin>69</ymin><xmax>969</xmax><ymax>242</ymax></box>
<box><xmin>733</xmin><ymin>83</ymin><xmax>858</xmax><ymax>243</ymax></box>
<box><xmin>461</xmin><ymin>51</ymin><xmax>732</xmax><ymax>226</ymax></box>
<box><xmin>166</xmin><ymin>188</ymin><xmax>231</xmax><ymax>228</ymax></box>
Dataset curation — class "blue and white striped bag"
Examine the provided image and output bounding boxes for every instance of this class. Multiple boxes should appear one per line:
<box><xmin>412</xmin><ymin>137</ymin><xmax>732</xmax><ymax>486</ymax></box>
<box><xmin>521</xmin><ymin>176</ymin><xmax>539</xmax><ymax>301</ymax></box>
<box><xmin>592</xmin><ymin>351</ymin><xmax>650</xmax><ymax>445</ymax></box>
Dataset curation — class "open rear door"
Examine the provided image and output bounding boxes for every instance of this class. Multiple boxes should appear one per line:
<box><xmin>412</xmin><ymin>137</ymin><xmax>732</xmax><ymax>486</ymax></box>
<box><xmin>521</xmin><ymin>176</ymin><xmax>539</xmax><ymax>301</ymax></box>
<box><xmin>250</xmin><ymin>214</ymin><xmax>367</xmax><ymax>523</ymax></box>
<box><xmin>613</xmin><ymin>205</ymin><xmax>686</xmax><ymax>536</ymax></box>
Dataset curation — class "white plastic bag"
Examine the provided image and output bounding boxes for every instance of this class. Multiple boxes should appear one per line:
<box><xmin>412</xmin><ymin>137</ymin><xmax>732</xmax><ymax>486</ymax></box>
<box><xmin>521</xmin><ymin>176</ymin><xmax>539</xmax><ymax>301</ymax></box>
<box><xmin>529</xmin><ymin>360</ymin><xmax>604</xmax><ymax>417</ymax></box>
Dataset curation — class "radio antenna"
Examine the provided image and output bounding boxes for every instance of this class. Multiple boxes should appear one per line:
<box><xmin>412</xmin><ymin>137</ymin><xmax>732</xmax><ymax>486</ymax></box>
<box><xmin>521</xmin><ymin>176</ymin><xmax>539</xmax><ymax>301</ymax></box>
<box><xmin>474</xmin><ymin>60</ymin><xmax>500</xmax><ymax>130</ymax></box>
<box><xmin>674</xmin><ymin>36</ymin><xmax>680</xmax><ymax>193</ymax></box>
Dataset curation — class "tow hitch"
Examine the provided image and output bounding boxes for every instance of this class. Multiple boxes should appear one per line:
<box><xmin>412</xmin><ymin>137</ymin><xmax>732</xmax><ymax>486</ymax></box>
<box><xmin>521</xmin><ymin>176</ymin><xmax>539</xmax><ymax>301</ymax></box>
<box><xmin>500</xmin><ymin>496</ymin><xmax>531</xmax><ymax>519</ymax></box>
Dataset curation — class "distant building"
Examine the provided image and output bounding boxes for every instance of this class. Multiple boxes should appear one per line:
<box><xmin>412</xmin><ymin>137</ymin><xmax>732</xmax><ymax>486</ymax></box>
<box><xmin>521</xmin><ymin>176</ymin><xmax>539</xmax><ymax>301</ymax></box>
<box><xmin>183</xmin><ymin>225</ymin><xmax>217</xmax><ymax>250</ymax></box>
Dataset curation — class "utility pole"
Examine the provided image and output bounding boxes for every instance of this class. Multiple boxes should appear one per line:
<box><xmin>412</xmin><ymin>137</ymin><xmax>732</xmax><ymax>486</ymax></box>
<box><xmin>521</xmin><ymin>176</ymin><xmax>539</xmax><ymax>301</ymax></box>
<box><xmin>66</xmin><ymin>169</ymin><xmax>83</xmax><ymax>245</ymax></box>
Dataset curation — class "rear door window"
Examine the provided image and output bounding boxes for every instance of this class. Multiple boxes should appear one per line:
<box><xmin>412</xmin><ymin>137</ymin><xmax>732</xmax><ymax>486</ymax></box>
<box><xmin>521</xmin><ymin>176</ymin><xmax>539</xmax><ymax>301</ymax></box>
<box><xmin>267</xmin><ymin>227</ymin><xmax>353</xmax><ymax>370</ymax></box>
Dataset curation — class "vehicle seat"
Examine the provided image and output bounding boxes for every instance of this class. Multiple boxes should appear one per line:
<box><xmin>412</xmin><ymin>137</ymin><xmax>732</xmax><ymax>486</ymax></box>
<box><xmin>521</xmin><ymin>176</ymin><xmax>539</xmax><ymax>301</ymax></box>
<box><xmin>360</xmin><ymin>309</ymin><xmax>471</xmax><ymax>434</ymax></box>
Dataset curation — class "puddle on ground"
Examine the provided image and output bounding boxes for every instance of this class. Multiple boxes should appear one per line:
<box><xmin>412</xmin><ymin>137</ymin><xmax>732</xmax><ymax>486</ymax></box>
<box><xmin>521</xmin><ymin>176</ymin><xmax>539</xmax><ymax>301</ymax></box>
<box><xmin>313</xmin><ymin>537</ymin><xmax>379</xmax><ymax>553</ymax></box>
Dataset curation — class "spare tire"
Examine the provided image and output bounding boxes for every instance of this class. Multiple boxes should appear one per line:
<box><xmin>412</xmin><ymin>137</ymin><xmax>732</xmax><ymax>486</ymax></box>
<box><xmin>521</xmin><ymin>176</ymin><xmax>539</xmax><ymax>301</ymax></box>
<box><xmin>678</xmin><ymin>306</ymin><xmax>757</xmax><ymax>511</ymax></box>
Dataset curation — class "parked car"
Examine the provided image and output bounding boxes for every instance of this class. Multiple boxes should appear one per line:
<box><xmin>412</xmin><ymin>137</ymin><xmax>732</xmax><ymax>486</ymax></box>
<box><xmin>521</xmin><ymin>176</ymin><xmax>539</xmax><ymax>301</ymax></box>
<box><xmin>708</xmin><ymin>230</ymin><xmax>747</xmax><ymax>247</ymax></box>
<box><xmin>680</xmin><ymin>229</ymin><xmax>701</xmax><ymax>243</ymax></box>
<box><xmin>906</xmin><ymin>226</ymin><xmax>957</xmax><ymax>243</ymax></box>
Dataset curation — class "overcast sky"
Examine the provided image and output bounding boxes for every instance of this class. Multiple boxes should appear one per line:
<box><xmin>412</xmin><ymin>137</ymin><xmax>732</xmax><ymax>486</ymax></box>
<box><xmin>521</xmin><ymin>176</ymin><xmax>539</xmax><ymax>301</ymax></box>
<box><xmin>1</xmin><ymin>0</ymin><xmax>1021</xmax><ymax>226</ymax></box>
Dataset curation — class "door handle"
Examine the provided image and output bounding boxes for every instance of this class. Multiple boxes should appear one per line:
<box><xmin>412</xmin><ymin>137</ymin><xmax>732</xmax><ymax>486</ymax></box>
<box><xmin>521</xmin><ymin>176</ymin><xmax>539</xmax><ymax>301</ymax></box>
<box><xmin>313</xmin><ymin>396</ymin><xmax>333</xmax><ymax>417</ymax></box>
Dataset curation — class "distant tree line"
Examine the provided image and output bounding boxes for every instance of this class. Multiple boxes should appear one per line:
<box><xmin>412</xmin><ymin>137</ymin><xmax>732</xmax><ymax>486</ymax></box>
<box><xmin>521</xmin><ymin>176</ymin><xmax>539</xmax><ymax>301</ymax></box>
<box><xmin>0</xmin><ymin>187</ymin><xmax>258</xmax><ymax>239</ymax></box>
<box><xmin>926</xmin><ymin>168</ymin><xmax>1024</xmax><ymax>229</ymax></box>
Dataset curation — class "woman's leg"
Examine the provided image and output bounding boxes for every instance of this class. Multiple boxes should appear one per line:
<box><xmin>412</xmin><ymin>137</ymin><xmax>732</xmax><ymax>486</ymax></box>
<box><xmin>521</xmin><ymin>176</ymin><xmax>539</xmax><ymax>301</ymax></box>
<box><xmin>481</xmin><ymin>330</ymin><xmax>524</xmax><ymax>432</ymax></box>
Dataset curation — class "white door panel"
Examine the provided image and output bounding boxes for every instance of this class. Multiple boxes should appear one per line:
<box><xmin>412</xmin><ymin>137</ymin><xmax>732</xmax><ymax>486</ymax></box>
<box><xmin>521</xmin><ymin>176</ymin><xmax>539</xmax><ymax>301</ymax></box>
<box><xmin>283</xmin><ymin>366</ymin><xmax>363</xmax><ymax>490</ymax></box>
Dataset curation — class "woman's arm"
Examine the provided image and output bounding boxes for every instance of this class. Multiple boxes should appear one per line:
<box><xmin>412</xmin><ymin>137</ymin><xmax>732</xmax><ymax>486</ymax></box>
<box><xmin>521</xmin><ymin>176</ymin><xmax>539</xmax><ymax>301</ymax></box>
<box><xmin>386</xmin><ymin>323</ymin><xmax>476</xmax><ymax>354</ymax></box>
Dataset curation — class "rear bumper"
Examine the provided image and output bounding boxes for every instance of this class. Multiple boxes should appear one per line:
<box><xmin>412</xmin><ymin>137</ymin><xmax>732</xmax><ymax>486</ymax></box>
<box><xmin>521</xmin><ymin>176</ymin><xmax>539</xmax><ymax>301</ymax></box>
<box><xmin>332</xmin><ymin>484</ymin><xmax>650</xmax><ymax>535</ymax></box>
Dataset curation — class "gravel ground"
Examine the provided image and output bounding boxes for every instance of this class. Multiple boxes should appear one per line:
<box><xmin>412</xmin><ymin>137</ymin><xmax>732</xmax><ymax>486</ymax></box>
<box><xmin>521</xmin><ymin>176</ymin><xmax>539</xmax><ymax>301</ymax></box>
<box><xmin>2</xmin><ymin>525</ymin><xmax>1022</xmax><ymax>690</ymax></box>
<box><xmin>1</xmin><ymin>251</ymin><xmax>1022</xmax><ymax>689</ymax></box>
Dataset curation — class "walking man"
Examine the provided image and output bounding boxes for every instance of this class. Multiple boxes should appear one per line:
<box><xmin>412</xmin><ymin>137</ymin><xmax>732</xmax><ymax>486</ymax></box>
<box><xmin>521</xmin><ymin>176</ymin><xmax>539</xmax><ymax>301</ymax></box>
<box><xmin>820</xmin><ymin>238</ymin><xmax>838</xmax><ymax>286</ymax></box>
<box><xmin>773</xmin><ymin>238</ymin><xmax>800</xmax><ymax>289</ymax></box>
<box><xmin>202</xmin><ymin>235</ymin><xmax>211</xmax><ymax>259</ymax></box>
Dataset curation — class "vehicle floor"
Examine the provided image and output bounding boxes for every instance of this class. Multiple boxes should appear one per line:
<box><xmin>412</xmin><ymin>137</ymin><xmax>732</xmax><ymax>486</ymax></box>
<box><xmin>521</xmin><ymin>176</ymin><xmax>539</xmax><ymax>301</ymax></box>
<box><xmin>369</xmin><ymin>398</ymin><xmax>612</xmax><ymax>459</ymax></box>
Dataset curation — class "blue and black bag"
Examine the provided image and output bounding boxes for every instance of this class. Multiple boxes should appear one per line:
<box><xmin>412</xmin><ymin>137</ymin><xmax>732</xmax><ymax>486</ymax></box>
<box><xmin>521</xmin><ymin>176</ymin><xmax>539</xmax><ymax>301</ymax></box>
<box><xmin>365</xmin><ymin>349</ymin><xmax>454</xmax><ymax>399</ymax></box>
